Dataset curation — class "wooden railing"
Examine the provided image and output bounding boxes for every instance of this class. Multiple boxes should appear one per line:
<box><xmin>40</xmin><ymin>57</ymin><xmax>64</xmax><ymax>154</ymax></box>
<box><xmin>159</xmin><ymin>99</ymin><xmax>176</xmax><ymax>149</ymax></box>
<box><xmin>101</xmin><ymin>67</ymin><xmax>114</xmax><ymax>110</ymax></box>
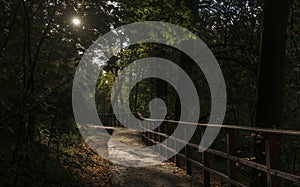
<box><xmin>135</xmin><ymin>114</ymin><xmax>300</xmax><ymax>187</ymax></box>
<box><xmin>99</xmin><ymin>113</ymin><xmax>300</xmax><ymax>186</ymax></box>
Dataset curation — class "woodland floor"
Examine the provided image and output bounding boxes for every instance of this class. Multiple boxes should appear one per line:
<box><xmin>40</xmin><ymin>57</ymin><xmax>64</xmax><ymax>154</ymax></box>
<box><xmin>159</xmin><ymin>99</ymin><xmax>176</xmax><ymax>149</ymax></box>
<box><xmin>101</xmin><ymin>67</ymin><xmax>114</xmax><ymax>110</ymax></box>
<box><xmin>0</xmin><ymin>128</ymin><xmax>227</xmax><ymax>186</ymax></box>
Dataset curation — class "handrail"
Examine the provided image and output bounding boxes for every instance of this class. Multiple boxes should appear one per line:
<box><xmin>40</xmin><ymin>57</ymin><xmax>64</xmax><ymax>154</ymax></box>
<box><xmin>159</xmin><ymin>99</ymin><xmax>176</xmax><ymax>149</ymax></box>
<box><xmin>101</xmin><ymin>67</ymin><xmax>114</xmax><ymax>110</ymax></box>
<box><xmin>136</xmin><ymin>113</ymin><xmax>300</xmax><ymax>186</ymax></box>
<box><xmin>138</xmin><ymin>116</ymin><xmax>300</xmax><ymax>136</ymax></box>
<box><xmin>99</xmin><ymin>113</ymin><xmax>300</xmax><ymax>186</ymax></box>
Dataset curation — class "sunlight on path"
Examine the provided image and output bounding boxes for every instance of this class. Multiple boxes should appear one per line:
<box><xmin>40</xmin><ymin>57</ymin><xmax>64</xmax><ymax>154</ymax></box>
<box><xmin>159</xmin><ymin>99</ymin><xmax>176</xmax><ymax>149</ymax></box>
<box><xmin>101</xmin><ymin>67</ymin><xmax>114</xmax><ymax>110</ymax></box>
<box><xmin>108</xmin><ymin>128</ymin><xmax>164</xmax><ymax>166</ymax></box>
<box><xmin>108</xmin><ymin>128</ymin><xmax>192</xmax><ymax>187</ymax></box>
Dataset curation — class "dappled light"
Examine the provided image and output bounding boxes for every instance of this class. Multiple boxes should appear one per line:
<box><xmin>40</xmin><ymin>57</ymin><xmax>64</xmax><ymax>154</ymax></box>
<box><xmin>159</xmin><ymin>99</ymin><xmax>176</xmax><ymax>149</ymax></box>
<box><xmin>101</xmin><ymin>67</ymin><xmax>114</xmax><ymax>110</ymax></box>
<box><xmin>0</xmin><ymin>0</ymin><xmax>299</xmax><ymax>186</ymax></box>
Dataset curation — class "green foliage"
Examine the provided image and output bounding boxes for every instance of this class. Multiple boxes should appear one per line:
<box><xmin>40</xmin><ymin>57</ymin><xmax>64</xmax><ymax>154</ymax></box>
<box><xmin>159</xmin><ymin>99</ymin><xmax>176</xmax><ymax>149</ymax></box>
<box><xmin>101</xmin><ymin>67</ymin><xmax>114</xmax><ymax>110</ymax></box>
<box><xmin>0</xmin><ymin>0</ymin><xmax>299</xmax><ymax>186</ymax></box>
<box><xmin>0</xmin><ymin>0</ymin><xmax>115</xmax><ymax>186</ymax></box>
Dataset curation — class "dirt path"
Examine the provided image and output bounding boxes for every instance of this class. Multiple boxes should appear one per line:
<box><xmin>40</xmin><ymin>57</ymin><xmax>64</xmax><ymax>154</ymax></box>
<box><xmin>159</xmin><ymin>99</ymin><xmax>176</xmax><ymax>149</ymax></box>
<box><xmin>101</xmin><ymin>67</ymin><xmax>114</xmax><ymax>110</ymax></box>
<box><xmin>108</xmin><ymin>128</ymin><xmax>192</xmax><ymax>187</ymax></box>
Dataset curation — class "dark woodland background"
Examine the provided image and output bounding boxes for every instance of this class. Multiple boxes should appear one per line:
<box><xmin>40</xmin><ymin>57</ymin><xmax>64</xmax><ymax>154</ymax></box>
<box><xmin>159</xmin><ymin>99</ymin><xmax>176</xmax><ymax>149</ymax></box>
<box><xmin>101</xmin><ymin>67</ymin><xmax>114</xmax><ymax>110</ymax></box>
<box><xmin>0</xmin><ymin>0</ymin><xmax>299</xmax><ymax>186</ymax></box>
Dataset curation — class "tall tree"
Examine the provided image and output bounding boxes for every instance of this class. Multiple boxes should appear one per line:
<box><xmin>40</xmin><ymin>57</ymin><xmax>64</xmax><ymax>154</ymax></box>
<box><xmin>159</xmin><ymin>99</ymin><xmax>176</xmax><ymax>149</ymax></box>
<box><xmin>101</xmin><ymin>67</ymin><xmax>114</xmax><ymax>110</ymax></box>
<box><xmin>256</xmin><ymin>0</ymin><xmax>289</xmax><ymax>128</ymax></box>
<box><xmin>253</xmin><ymin>0</ymin><xmax>289</xmax><ymax>186</ymax></box>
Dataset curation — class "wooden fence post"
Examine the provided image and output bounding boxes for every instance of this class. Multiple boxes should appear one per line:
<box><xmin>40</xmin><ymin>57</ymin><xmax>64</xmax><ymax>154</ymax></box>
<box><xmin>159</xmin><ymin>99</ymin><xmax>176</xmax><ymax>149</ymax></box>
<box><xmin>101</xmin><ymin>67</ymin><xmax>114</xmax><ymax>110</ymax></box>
<box><xmin>152</xmin><ymin>121</ymin><xmax>155</xmax><ymax>146</ymax></box>
<box><xmin>161</xmin><ymin>121</ymin><xmax>167</xmax><ymax>157</ymax></box>
<box><xmin>174</xmin><ymin>123</ymin><xmax>179</xmax><ymax>167</ymax></box>
<box><xmin>265</xmin><ymin>133</ymin><xmax>281</xmax><ymax>187</ymax></box>
<box><xmin>202</xmin><ymin>127</ymin><xmax>210</xmax><ymax>187</ymax></box>
<box><xmin>158</xmin><ymin>124</ymin><xmax>160</xmax><ymax>153</ymax></box>
<box><xmin>185</xmin><ymin>127</ymin><xmax>192</xmax><ymax>175</ymax></box>
<box><xmin>147</xmin><ymin>121</ymin><xmax>150</xmax><ymax>145</ymax></box>
<box><xmin>226</xmin><ymin>129</ymin><xmax>237</xmax><ymax>186</ymax></box>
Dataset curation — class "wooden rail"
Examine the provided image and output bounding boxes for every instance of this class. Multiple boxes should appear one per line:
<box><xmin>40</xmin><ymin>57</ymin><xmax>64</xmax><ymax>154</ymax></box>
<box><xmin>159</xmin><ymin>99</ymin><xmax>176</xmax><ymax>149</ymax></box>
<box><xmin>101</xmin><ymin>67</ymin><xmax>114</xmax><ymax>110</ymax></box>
<box><xmin>135</xmin><ymin>114</ymin><xmax>300</xmax><ymax>187</ymax></box>
<box><xmin>99</xmin><ymin>113</ymin><xmax>300</xmax><ymax>186</ymax></box>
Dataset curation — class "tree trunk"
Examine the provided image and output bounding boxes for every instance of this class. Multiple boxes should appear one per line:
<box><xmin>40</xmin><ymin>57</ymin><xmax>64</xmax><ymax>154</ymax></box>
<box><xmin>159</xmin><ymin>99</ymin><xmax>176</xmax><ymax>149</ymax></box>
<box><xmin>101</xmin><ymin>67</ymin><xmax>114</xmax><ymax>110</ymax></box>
<box><xmin>252</xmin><ymin>0</ymin><xmax>289</xmax><ymax>186</ymax></box>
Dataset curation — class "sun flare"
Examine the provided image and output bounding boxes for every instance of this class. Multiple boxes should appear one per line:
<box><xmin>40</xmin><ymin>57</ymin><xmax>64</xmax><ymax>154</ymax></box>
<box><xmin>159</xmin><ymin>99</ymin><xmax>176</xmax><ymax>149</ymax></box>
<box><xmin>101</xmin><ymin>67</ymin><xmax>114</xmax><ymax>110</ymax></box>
<box><xmin>72</xmin><ymin>18</ymin><xmax>80</xmax><ymax>25</ymax></box>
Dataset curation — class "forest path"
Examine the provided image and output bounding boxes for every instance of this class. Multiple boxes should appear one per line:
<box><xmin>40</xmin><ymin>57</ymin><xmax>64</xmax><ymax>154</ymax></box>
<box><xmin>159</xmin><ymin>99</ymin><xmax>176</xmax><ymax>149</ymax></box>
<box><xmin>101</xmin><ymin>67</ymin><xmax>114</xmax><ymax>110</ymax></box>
<box><xmin>108</xmin><ymin>128</ymin><xmax>193</xmax><ymax>187</ymax></box>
